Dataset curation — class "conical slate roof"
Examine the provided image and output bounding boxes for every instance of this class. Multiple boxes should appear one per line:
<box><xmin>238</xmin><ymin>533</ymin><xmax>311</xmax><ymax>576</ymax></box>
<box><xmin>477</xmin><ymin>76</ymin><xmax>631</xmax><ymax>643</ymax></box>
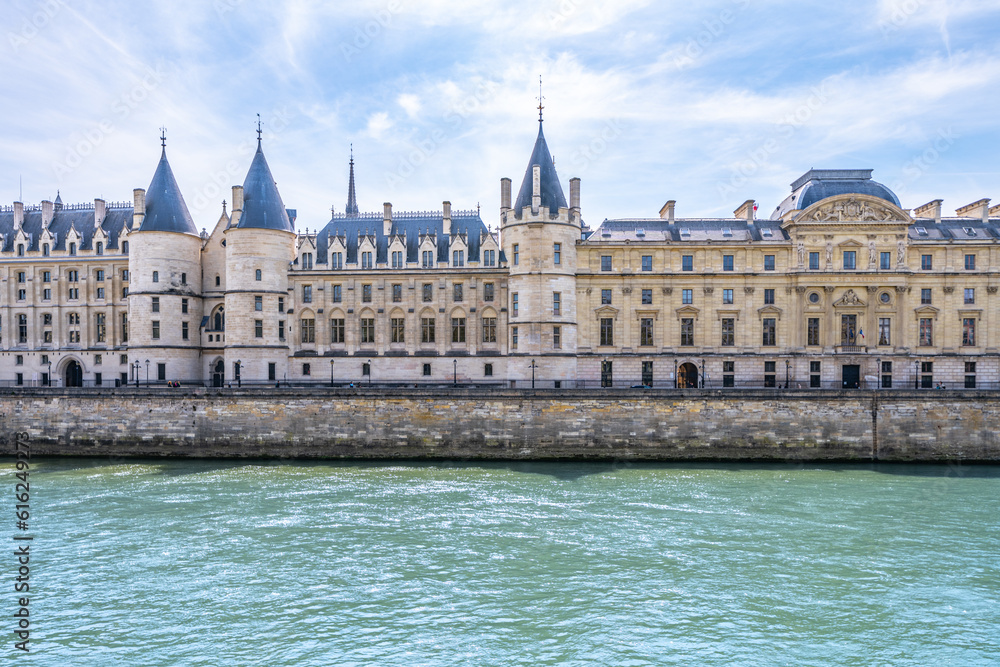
<box><xmin>345</xmin><ymin>151</ymin><xmax>359</xmax><ymax>217</ymax></box>
<box><xmin>513</xmin><ymin>122</ymin><xmax>567</xmax><ymax>216</ymax></box>
<box><xmin>140</xmin><ymin>147</ymin><xmax>198</xmax><ymax>235</ymax></box>
<box><xmin>237</xmin><ymin>141</ymin><xmax>293</xmax><ymax>231</ymax></box>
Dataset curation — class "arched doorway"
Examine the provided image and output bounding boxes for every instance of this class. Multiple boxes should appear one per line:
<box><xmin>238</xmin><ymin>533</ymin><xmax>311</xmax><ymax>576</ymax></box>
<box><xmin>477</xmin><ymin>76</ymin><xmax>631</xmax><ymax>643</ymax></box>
<box><xmin>678</xmin><ymin>362</ymin><xmax>698</xmax><ymax>388</ymax></box>
<box><xmin>212</xmin><ymin>359</ymin><xmax>225</xmax><ymax>387</ymax></box>
<box><xmin>65</xmin><ymin>361</ymin><xmax>83</xmax><ymax>387</ymax></box>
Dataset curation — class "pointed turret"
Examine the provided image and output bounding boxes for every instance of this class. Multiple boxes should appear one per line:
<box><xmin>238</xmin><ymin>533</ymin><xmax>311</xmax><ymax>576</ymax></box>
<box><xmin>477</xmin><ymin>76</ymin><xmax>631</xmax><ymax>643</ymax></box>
<box><xmin>512</xmin><ymin>121</ymin><xmax>567</xmax><ymax>217</ymax></box>
<box><xmin>140</xmin><ymin>146</ymin><xmax>198</xmax><ymax>235</ymax></box>
<box><xmin>54</xmin><ymin>191</ymin><xmax>63</xmax><ymax>211</ymax></box>
<box><xmin>346</xmin><ymin>147</ymin><xmax>360</xmax><ymax>217</ymax></box>
<box><xmin>237</xmin><ymin>138</ymin><xmax>294</xmax><ymax>231</ymax></box>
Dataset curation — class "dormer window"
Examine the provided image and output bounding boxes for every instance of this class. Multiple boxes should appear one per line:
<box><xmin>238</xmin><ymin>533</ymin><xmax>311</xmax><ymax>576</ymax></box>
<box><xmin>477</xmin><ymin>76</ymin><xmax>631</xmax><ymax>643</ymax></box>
<box><xmin>122</xmin><ymin>240</ymin><xmax>129</xmax><ymax>254</ymax></box>
<box><xmin>42</xmin><ymin>243</ymin><xmax>49</xmax><ymax>256</ymax></box>
<box><xmin>722</xmin><ymin>228</ymin><xmax>733</xmax><ymax>237</ymax></box>
<box><xmin>69</xmin><ymin>242</ymin><xmax>76</xmax><ymax>255</ymax></box>
<box><xmin>680</xmin><ymin>228</ymin><xmax>691</xmax><ymax>237</ymax></box>
<box><xmin>915</xmin><ymin>227</ymin><xmax>928</xmax><ymax>236</ymax></box>
<box><xmin>96</xmin><ymin>242</ymin><xmax>103</xmax><ymax>255</ymax></box>
<box><xmin>17</xmin><ymin>244</ymin><xmax>23</xmax><ymax>256</ymax></box>
<box><xmin>761</xmin><ymin>228</ymin><xmax>773</xmax><ymax>238</ymax></box>
<box><xmin>963</xmin><ymin>227</ymin><xmax>977</xmax><ymax>236</ymax></box>
<box><xmin>635</xmin><ymin>229</ymin><xmax>645</xmax><ymax>237</ymax></box>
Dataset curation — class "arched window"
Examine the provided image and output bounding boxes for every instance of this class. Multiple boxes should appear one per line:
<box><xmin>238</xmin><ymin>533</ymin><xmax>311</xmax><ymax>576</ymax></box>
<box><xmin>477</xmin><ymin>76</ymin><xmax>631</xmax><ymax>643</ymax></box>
<box><xmin>215</xmin><ymin>275</ymin><xmax>220</xmax><ymax>286</ymax></box>
<box><xmin>213</xmin><ymin>308</ymin><xmax>225</xmax><ymax>332</ymax></box>
<box><xmin>255</xmin><ymin>269</ymin><xmax>262</xmax><ymax>281</ymax></box>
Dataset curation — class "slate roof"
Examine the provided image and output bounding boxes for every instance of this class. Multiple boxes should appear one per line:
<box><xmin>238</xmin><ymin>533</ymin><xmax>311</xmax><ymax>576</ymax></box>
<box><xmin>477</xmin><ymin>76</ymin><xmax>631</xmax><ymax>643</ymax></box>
<box><xmin>589</xmin><ymin>218</ymin><xmax>789</xmax><ymax>243</ymax></box>
<box><xmin>513</xmin><ymin>122</ymin><xmax>567</xmax><ymax>216</ymax></box>
<box><xmin>908</xmin><ymin>218</ymin><xmax>1000</xmax><ymax>241</ymax></box>
<box><xmin>236</xmin><ymin>141</ymin><xmax>294</xmax><ymax>232</ymax></box>
<box><xmin>316</xmin><ymin>210</ymin><xmax>494</xmax><ymax>265</ymax></box>
<box><xmin>139</xmin><ymin>147</ymin><xmax>198</xmax><ymax>235</ymax></box>
<box><xmin>0</xmin><ymin>203</ymin><xmax>131</xmax><ymax>253</ymax></box>
<box><xmin>771</xmin><ymin>169</ymin><xmax>901</xmax><ymax>219</ymax></box>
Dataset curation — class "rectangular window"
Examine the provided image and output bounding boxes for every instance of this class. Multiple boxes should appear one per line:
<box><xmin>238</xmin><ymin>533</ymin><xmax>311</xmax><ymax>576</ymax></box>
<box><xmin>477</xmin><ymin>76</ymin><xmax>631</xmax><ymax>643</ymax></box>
<box><xmin>921</xmin><ymin>361</ymin><xmax>933</xmax><ymax>389</ymax></box>
<box><xmin>332</xmin><ymin>252</ymin><xmax>343</xmax><ymax>269</ymax></box>
<box><xmin>808</xmin><ymin>318</ymin><xmax>820</xmax><ymax>346</ymax></box>
<box><xmin>482</xmin><ymin>317</ymin><xmax>496</xmax><ymax>343</ymax></box>
<box><xmin>919</xmin><ymin>318</ymin><xmax>933</xmax><ymax>346</ymax></box>
<box><xmin>965</xmin><ymin>361</ymin><xmax>977</xmax><ymax>389</ymax></box>
<box><xmin>423</xmin><ymin>363</ymin><xmax>432</xmax><ymax>376</ymax></box>
<box><xmin>809</xmin><ymin>252</ymin><xmax>819</xmax><ymax>270</ymax></box>
<box><xmin>963</xmin><ymin>318</ymin><xmax>976</xmax><ymax>346</ymax></box>
<box><xmin>361</xmin><ymin>251</ymin><xmax>373</xmax><ymax>269</ymax></box>
<box><xmin>722</xmin><ymin>288</ymin><xmax>733</xmax><ymax>304</ymax></box>
<box><xmin>484</xmin><ymin>363</ymin><xmax>493</xmax><ymax>377</ymax></box>
<box><xmin>762</xmin><ymin>318</ymin><xmax>776</xmax><ymax>346</ymax></box>
<box><xmin>391</xmin><ymin>318</ymin><xmax>405</xmax><ymax>343</ymax></box>
<box><xmin>157</xmin><ymin>364</ymin><xmax>166</xmax><ymax>381</ymax></box>
<box><xmin>602</xmin><ymin>289</ymin><xmax>612</xmax><ymax>305</ymax></box>
<box><xmin>921</xmin><ymin>254</ymin><xmax>933</xmax><ymax>270</ymax></box>
<box><xmin>764</xmin><ymin>361</ymin><xmax>776</xmax><ymax>388</ymax></box>
<box><xmin>512</xmin><ymin>293</ymin><xmax>519</xmax><ymax>316</ymax></box>
<box><xmin>454</xmin><ymin>283</ymin><xmax>463</xmax><ymax>302</ymax></box>
<box><xmin>331</xmin><ymin>318</ymin><xmax>345</xmax><ymax>343</ymax></box>
<box><xmin>513</xmin><ymin>244</ymin><xmax>519</xmax><ymax>266</ymax></box>
<box><xmin>452</xmin><ymin>318</ymin><xmax>466</xmax><ymax>343</ymax></box>
<box><xmin>255</xmin><ymin>295</ymin><xmax>262</xmax><ymax>311</ymax></box>
<box><xmin>152</xmin><ymin>270</ymin><xmax>158</xmax><ymax>282</ymax></box>
<box><xmin>723</xmin><ymin>360</ymin><xmax>735</xmax><ymax>387</ymax></box>
<box><xmin>302</xmin><ymin>285</ymin><xmax>312</xmax><ymax>303</ymax></box>
<box><xmin>121</xmin><ymin>314</ymin><xmax>127</xmax><ymax>342</ymax></box>
<box><xmin>269</xmin><ymin>363</ymin><xmax>276</xmax><ymax>381</ymax></box>
<box><xmin>453</xmin><ymin>250</ymin><xmax>464</xmax><ymax>267</ymax></box>
<box><xmin>255</xmin><ymin>320</ymin><xmax>263</xmax><ymax>338</ymax></box>
<box><xmin>392</xmin><ymin>284</ymin><xmax>402</xmax><ymax>303</ymax></box>
<box><xmin>152</xmin><ymin>321</ymin><xmax>160</xmax><ymax>340</ymax></box>
<box><xmin>182</xmin><ymin>321</ymin><xmax>189</xmax><ymax>340</ymax></box>
<box><xmin>278</xmin><ymin>320</ymin><xmax>285</xmax><ymax>341</ymax></box>
<box><xmin>841</xmin><ymin>314</ymin><xmax>858</xmax><ymax>345</ymax></box>
<box><xmin>553</xmin><ymin>292</ymin><xmax>561</xmax><ymax>315</ymax></box>
<box><xmin>600</xmin><ymin>318</ymin><xmax>614</xmax><ymax>346</ymax></box>
<box><xmin>94</xmin><ymin>354</ymin><xmax>102</xmax><ymax>365</ymax></box>
<box><xmin>278</xmin><ymin>297</ymin><xmax>284</xmax><ymax>312</ymax></box>
<box><xmin>303</xmin><ymin>363</ymin><xmax>311</xmax><ymax>376</ymax></box>
<box><xmin>921</xmin><ymin>289</ymin><xmax>932</xmax><ymax>304</ymax></box>
<box><xmin>642</xmin><ymin>361</ymin><xmax>653</xmax><ymax>387</ymax></box>
<box><xmin>640</xmin><ymin>318</ymin><xmax>654</xmax><ymax>346</ymax></box>
<box><xmin>553</xmin><ymin>243</ymin><xmax>561</xmax><ymax>265</ymax></box>
<box><xmin>964</xmin><ymin>288</ymin><xmax>975</xmax><ymax>305</ymax></box>
<box><xmin>360</xmin><ymin>318</ymin><xmax>375</xmax><ymax>344</ymax></box>
<box><xmin>332</xmin><ymin>285</ymin><xmax>342</xmax><ymax>303</ymax></box>
<box><xmin>423</xmin><ymin>283</ymin><xmax>433</xmax><ymax>302</ymax></box>
<box><xmin>723</xmin><ymin>255</ymin><xmax>734</xmax><ymax>272</ymax></box>
<box><xmin>641</xmin><ymin>289</ymin><xmax>652</xmax><ymax>305</ymax></box>
<box><xmin>483</xmin><ymin>249</ymin><xmax>496</xmax><ymax>267</ymax></box>
<box><xmin>95</xmin><ymin>313</ymin><xmax>106</xmax><ymax>343</ymax></box>
<box><xmin>881</xmin><ymin>360</ymin><xmax>893</xmax><ymax>389</ymax></box>
<box><xmin>880</xmin><ymin>252</ymin><xmax>891</xmax><ymax>270</ymax></box>
<box><xmin>95</xmin><ymin>270</ymin><xmax>105</xmax><ymax>281</ymax></box>
<box><xmin>362</xmin><ymin>284</ymin><xmax>372</xmax><ymax>303</ymax></box>
<box><xmin>601</xmin><ymin>255</ymin><xmax>612</xmax><ymax>271</ymax></box>
<box><xmin>810</xmin><ymin>360</ymin><xmax>821</xmax><ymax>388</ymax></box>
<box><xmin>680</xmin><ymin>318</ymin><xmax>694</xmax><ymax>346</ymax></box>
<box><xmin>553</xmin><ymin>325</ymin><xmax>561</xmax><ymax>349</ymax></box>
<box><xmin>965</xmin><ymin>254</ymin><xmax>976</xmax><ymax>270</ymax></box>
<box><xmin>682</xmin><ymin>255</ymin><xmax>693</xmax><ymax>272</ymax></box>
<box><xmin>721</xmin><ymin>318</ymin><xmax>735</xmax><ymax>346</ymax></box>
<box><xmin>182</xmin><ymin>298</ymin><xmax>188</xmax><ymax>314</ymax></box>
<box><xmin>511</xmin><ymin>326</ymin><xmax>518</xmax><ymax>349</ymax></box>
<box><xmin>43</xmin><ymin>271</ymin><xmax>50</xmax><ymax>282</ymax></box>
<box><xmin>843</xmin><ymin>251</ymin><xmax>856</xmax><ymax>270</ymax></box>
<box><xmin>421</xmin><ymin>317</ymin><xmax>435</xmax><ymax>343</ymax></box>
<box><xmin>17</xmin><ymin>289</ymin><xmax>25</xmax><ymax>301</ymax></box>
<box><xmin>764</xmin><ymin>255</ymin><xmax>775</xmax><ymax>271</ymax></box>
<box><xmin>483</xmin><ymin>283</ymin><xmax>494</xmax><ymax>302</ymax></box>
<box><xmin>878</xmin><ymin>318</ymin><xmax>891</xmax><ymax>346</ymax></box>
<box><xmin>152</xmin><ymin>296</ymin><xmax>160</xmax><ymax>313</ymax></box>
<box><xmin>97</xmin><ymin>288</ymin><xmax>106</xmax><ymax>300</ymax></box>
<box><xmin>301</xmin><ymin>318</ymin><xmax>316</xmax><ymax>343</ymax></box>
<box><xmin>392</xmin><ymin>250</ymin><xmax>404</xmax><ymax>268</ymax></box>
<box><xmin>642</xmin><ymin>255</ymin><xmax>652</xmax><ymax>272</ymax></box>
<box><xmin>682</xmin><ymin>289</ymin><xmax>692</xmax><ymax>304</ymax></box>
<box><xmin>764</xmin><ymin>288</ymin><xmax>774</xmax><ymax>305</ymax></box>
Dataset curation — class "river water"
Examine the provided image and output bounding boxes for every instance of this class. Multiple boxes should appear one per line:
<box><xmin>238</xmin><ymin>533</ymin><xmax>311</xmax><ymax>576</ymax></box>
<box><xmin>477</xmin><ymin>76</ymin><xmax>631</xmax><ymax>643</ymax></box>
<box><xmin>9</xmin><ymin>459</ymin><xmax>1000</xmax><ymax>665</ymax></box>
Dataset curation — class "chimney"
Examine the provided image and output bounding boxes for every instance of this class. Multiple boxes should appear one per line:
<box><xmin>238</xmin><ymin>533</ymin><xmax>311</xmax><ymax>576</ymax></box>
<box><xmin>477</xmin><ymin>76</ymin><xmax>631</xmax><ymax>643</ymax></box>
<box><xmin>442</xmin><ymin>201</ymin><xmax>452</xmax><ymax>236</ymax></box>
<box><xmin>383</xmin><ymin>202</ymin><xmax>392</xmax><ymax>236</ymax></box>
<box><xmin>94</xmin><ymin>198</ymin><xmax>106</xmax><ymax>230</ymax></box>
<box><xmin>913</xmin><ymin>199</ymin><xmax>942</xmax><ymax>223</ymax></box>
<box><xmin>500</xmin><ymin>177</ymin><xmax>511</xmax><ymax>212</ymax></box>
<box><xmin>956</xmin><ymin>198</ymin><xmax>990</xmax><ymax>222</ymax></box>
<box><xmin>133</xmin><ymin>188</ymin><xmax>146</xmax><ymax>229</ymax></box>
<box><xmin>734</xmin><ymin>199</ymin><xmax>755</xmax><ymax>223</ymax></box>
<box><xmin>531</xmin><ymin>165</ymin><xmax>541</xmax><ymax>213</ymax></box>
<box><xmin>41</xmin><ymin>200</ymin><xmax>54</xmax><ymax>228</ymax></box>
<box><xmin>570</xmin><ymin>177</ymin><xmax>581</xmax><ymax>210</ymax></box>
<box><xmin>231</xmin><ymin>185</ymin><xmax>244</xmax><ymax>214</ymax></box>
<box><xmin>659</xmin><ymin>200</ymin><xmax>676</xmax><ymax>222</ymax></box>
<box><xmin>989</xmin><ymin>203</ymin><xmax>1000</xmax><ymax>219</ymax></box>
<box><xmin>13</xmin><ymin>201</ymin><xmax>23</xmax><ymax>230</ymax></box>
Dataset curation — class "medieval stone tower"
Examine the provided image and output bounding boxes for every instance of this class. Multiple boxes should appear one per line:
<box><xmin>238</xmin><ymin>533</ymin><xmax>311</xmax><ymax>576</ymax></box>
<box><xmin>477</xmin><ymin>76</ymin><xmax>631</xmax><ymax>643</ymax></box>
<box><xmin>223</xmin><ymin>134</ymin><xmax>296</xmax><ymax>384</ymax></box>
<box><xmin>128</xmin><ymin>137</ymin><xmax>204</xmax><ymax>382</ymax></box>
<box><xmin>500</xmin><ymin>114</ymin><xmax>582</xmax><ymax>384</ymax></box>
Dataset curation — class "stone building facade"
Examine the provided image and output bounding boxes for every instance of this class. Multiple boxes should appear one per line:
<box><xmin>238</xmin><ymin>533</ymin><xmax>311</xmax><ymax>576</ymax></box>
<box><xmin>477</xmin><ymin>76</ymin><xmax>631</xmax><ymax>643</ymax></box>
<box><xmin>1</xmin><ymin>119</ymin><xmax>998</xmax><ymax>389</ymax></box>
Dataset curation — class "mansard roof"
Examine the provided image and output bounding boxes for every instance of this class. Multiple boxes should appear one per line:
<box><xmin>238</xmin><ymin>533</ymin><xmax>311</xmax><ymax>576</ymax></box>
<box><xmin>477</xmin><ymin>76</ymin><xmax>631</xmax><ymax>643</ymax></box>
<box><xmin>139</xmin><ymin>147</ymin><xmax>198</xmax><ymax>235</ymax></box>
<box><xmin>315</xmin><ymin>209</ymin><xmax>493</xmax><ymax>265</ymax></box>
<box><xmin>513</xmin><ymin>122</ymin><xmax>567</xmax><ymax>216</ymax></box>
<box><xmin>0</xmin><ymin>202</ymin><xmax>131</xmax><ymax>253</ymax></box>
<box><xmin>236</xmin><ymin>141</ymin><xmax>294</xmax><ymax>232</ymax></box>
<box><xmin>589</xmin><ymin>218</ymin><xmax>789</xmax><ymax>243</ymax></box>
<box><xmin>772</xmin><ymin>169</ymin><xmax>901</xmax><ymax>220</ymax></box>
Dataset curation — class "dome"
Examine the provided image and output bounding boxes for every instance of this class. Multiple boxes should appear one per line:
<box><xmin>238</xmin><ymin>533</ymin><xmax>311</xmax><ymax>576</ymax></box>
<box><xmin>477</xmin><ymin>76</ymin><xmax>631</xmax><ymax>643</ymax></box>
<box><xmin>771</xmin><ymin>169</ymin><xmax>900</xmax><ymax>220</ymax></box>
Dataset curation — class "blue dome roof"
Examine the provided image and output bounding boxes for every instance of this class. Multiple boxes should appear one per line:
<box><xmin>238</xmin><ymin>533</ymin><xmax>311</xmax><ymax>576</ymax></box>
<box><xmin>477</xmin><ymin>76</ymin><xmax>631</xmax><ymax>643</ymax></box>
<box><xmin>771</xmin><ymin>169</ymin><xmax>901</xmax><ymax>219</ymax></box>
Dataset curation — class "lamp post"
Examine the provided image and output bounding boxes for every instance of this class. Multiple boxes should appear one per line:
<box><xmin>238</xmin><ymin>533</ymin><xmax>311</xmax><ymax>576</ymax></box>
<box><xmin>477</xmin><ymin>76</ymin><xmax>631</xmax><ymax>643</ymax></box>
<box><xmin>785</xmin><ymin>359</ymin><xmax>790</xmax><ymax>388</ymax></box>
<box><xmin>330</xmin><ymin>359</ymin><xmax>334</xmax><ymax>388</ymax></box>
<box><xmin>673</xmin><ymin>358</ymin><xmax>678</xmax><ymax>389</ymax></box>
<box><xmin>367</xmin><ymin>359</ymin><xmax>372</xmax><ymax>386</ymax></box>
<box><xmin>133</xmin><ymin>361</ymin><xmax>140</xmax><ymax>388</ymax></box>
<box><xmin>236</xmin><ymin>360</ymin><xmax>241</xmax><ymax>388</ymax></box>
<box><xmin>453</xmin><ymin>359</ymin><xmax>457</xmax><ymax>386</ymax></box>
<box><xmin>46</xmin><ymin>360</ymin><xmax>52</xmax><ymax>387</ymax></box>
<box><xmin>914</xmin><ymin>359</ymin><xmax>920</xmax><ymax>389</ymax></box>
<box><xmin>529</xmin><ymin>359</ymin><xmax>537</xmax><ymax>389</ymax></box>
<box><xmin>701</xmin><ymin>359</ymin><xmax>706</xmax><ymax>389</ymax></box>
<box><xmin>145</xmin><ymin>359</ymin><xmax>150</xmax><ymax>387</ymax></box>
<box><xmin>876</xmin><ymin>357</ymin><xmax>881</xmax><ymax>390</ymax></box>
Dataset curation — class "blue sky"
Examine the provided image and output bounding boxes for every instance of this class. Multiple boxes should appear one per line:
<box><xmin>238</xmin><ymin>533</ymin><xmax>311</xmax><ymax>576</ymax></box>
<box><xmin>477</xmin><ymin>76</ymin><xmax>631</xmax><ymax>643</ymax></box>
<box><xmin>1</xmin><ymin>0</ymin><xmax>999</xmax><ymax>230</ymax></box>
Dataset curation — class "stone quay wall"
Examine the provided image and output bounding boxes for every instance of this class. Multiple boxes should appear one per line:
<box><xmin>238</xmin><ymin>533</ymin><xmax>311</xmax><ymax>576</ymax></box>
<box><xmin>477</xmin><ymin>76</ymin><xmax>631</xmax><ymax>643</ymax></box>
<box><xmin>1</xmin><ymin>387</ymin><xmax>998</xmax><ymax>461</ymax></box>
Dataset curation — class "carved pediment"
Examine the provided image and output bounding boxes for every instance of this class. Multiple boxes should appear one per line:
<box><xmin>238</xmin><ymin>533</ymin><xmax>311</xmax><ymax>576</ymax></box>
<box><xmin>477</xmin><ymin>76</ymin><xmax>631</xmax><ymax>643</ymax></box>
<box><xmin>635</xmin><ymin>309</ymin><xmax>659</xmax><ymax>320</ymax></box>
<box><xmin>833</xmin><ymin>289</ymin><xmax>866</xmax><ymax>308</ymax></box>
<box><xmin>595</xmin><ymin>305</ymin><xmax>619</xmax><ymax>318</ymax></box>
<box><xmin>914</xmin><ymin>305</ymin><xmax>939</xmax><ymax>317</ymax></box>
<box><xmin>675</xmin><ymin>305</ymin><xmax>700</xmax><ymax>320</ymax></box>
<box><xmin>757</xmin><ymin>305</ymin><xmax>783</xmax><ymax>319</ymax></box>
<box><xmin>794</xmin><ymin>195</ymin><xmax>911</xmax><ymax>225</ymax></box>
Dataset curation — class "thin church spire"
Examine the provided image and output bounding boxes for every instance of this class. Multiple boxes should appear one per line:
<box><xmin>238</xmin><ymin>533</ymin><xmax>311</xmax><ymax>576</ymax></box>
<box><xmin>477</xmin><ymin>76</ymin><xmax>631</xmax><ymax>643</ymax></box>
<box><xmin>345</xmin><ymin>145</ymin><xmax>359</xmax><ymax>217</ymax></box>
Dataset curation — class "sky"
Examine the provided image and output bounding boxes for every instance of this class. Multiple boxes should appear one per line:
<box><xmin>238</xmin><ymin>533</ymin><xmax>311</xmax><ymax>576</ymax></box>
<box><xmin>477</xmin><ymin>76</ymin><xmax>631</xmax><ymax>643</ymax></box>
<box><xmin>1</xmin><ymin>0</ymin><xmax>999</xmax><ymax>231</ymax></box>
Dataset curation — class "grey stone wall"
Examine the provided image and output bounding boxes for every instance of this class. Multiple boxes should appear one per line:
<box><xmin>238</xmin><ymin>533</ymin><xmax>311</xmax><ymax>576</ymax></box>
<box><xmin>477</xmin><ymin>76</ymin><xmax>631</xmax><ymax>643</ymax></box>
<box><xmin>1</xmin><ymin>388</ymin><xmax>998</xmax><ymax>461</ymax></box>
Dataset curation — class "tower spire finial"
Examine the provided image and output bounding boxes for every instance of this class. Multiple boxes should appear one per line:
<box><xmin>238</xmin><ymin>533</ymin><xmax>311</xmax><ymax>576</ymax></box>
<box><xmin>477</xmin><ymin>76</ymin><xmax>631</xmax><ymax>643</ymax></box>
<box><xmin>346</xmin><ymin>146</ymin><xmax>359</xmax><ymax>217</ymax></box>
<box><xmin>159</xmin><ymin>126</ymin><xmax>167</xmax><ymax>148</ymax></box>
<box><xmin>537</xmin><ymin>75</ymin><xmax>544</xmax><ymax>122</ymax></box>
<box><xmin>256</xmin><ymin>113</ymin><xmax>262</xmax><ymax>144</ymax></box>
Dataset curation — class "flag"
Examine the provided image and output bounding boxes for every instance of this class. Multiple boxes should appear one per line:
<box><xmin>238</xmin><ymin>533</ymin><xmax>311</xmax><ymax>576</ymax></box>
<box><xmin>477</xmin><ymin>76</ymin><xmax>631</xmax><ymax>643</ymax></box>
<box><xmin>858</xmin><ymin>328</ymin><xmax>865</xmax><ymax>339</ymax></box>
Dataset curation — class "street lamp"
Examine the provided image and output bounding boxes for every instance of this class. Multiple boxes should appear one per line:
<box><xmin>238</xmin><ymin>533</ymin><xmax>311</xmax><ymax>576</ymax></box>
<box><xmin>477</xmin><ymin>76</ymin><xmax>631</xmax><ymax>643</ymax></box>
<box><xmin>145</xmin><ymin>359</ymin><xmax>150</xmax><ymax>387</ymax></box>
<box><xmin>132</xmin><ymin>361</ymin><xmax>140</xmax><ymax>388</ymax></box>
<box><xmin>453</xmin><ymin>359</ymin><xmax>458</xmax><ymax>386</ymax></box>
<box><xmin>785</xmin><ymin>359</ymin><xmax>790</xmax><ymax>388</ymax></box>
<box><xmin>236</xmin><ymin>359</ymin><xmax>241</xmax><ymax>388</ymax></box>
<box><xmin>914</xmin><ymin>359</ymin><xmax>920</xmax><ymax>389</ymax></box>
<box><xmin>330</xmin><ymin>359</ymin><xmax>334</xmax><ymax>388</ymax></box>
<box><xmin>673</xmin><ymin>358</ymin><xmax>678</xmax><ymax>389</ymax></box>
<box><xmin>529</xmin><ymin>359</ymin><xmax>537</xmax><ymax>389</ymax></box>
<box><xmin>367</xmin><ymin>358</ymin><xmax>372</xmax><ymax>386</ymax></box>
<box><xmin>876</xmin><ymin>357</ymin><xmax>881</xmax><ymax>390</ymax></box>
<box><xmin>46</xmin><ymin>360</ymin><xmax>52</xmax><ymax>387</ymax></box>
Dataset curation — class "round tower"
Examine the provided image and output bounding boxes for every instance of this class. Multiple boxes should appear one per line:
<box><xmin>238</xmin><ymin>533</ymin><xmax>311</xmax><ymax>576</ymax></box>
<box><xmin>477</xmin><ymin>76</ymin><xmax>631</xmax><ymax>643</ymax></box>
<box><xmin>127</xmin><ymin>134</ymin><xmax>204</xmax><ymax>383</ymax></box>
<box><xmin>223</xmin><ymin>135</ymin><xmax>295</xmax><ymax>385</ymax></box>
<box><xmin>500</xmin><ymin>114</ymin><xmax>581</xmax><ymax>385</ymax></box>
